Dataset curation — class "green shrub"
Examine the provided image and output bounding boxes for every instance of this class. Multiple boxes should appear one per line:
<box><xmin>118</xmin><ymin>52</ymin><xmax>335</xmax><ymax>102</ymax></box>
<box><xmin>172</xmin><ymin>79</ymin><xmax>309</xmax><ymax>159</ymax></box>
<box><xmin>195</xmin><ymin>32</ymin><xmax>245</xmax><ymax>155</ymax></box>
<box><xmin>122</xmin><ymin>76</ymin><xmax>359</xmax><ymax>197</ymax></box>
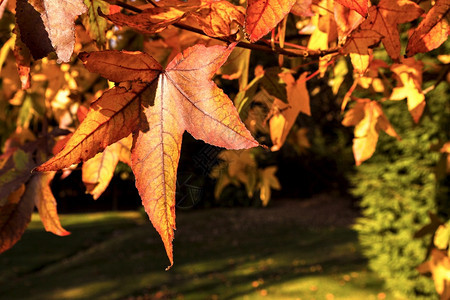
<box><xmin>352</xmin><ymin>83</ymin><xmax>450</xmax><ymax>299</ymax></box>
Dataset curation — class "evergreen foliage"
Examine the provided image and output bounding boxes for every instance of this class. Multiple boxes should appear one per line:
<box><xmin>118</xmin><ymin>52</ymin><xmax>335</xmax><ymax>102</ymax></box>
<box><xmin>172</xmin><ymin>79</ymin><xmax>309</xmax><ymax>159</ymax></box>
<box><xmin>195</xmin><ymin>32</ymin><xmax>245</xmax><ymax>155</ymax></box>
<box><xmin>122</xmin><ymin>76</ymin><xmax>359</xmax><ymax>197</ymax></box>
<box><xmin>352</xmin><ymin>83</ymin><xmax>450</xmax><ymax>299</ymax></box>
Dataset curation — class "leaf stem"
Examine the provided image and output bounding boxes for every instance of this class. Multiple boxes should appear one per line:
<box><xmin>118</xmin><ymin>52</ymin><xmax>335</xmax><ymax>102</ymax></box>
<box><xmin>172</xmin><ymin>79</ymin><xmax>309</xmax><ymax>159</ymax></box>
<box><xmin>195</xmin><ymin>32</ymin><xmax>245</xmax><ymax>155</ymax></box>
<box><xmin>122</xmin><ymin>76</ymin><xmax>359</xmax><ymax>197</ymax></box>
<box><xmin>103</xmin><ymin>0</ymin><xmax>341</xmax><ymax>58</ymax></box>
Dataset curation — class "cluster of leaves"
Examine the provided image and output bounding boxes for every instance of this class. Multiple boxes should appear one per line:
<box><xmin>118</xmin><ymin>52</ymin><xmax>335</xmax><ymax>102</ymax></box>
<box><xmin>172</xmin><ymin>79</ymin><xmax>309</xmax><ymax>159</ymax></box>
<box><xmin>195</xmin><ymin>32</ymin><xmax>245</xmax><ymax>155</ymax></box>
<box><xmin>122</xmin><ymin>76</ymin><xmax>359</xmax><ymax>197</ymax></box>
<box><xmin>0</xmin><ymin>0</ymin><xmax>448</xmax><ymax>272</ymax></box>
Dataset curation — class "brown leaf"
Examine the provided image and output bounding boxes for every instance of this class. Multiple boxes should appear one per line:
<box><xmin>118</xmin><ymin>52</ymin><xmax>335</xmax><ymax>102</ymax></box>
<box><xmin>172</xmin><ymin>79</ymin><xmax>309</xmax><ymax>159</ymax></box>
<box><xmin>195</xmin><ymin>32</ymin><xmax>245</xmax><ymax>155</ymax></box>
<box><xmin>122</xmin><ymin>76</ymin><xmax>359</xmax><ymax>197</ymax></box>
<box><xmin>101</xmin><ymin>6</ymin><xmax>187</xmax><ymax>35</ymax></box>
<box><xmin>245</xmin><ymin>0</ymin><xmax>296</xmax><ymax>42</ymax></box>
<box><xmin>0</xmin><ymin>184</ymin><xmax>34</xmax><ymax>253</ymax></box>
<box><xmin>360</xmin><ymin>0</ymin><xmax>423</xmax><ymax>60</ymax></box>
<box><xmin>0</xmin><ymin>149</ymin><xmax>35</xmax><ymax>205</ymax></box>
<box><xmin>82</xmin><ymin>135</ymin><xmax>132</xmax><ymax>200</ymax></box>
<box><xmin>406</xmin><ymin>0</ymin><xmax>450</xmax><ymax>57</ymax></box>
<box><xmin>269</xmin><ymin>72</ymin><xmax>310</xmax><ymax>151</ymax></box>
<box><xmin>15</xmin><ymin>0</ymin><xmax>54</xmax><ymax>60</ymax></box>
<box><xmin>38</xmin><ymin>44</ymin><xmax>258</xmax><ymax>269</ymax></box>
<box><xmin>31</xmin><ymin>172</ymin><xmax>70</xmax><ymax>236</ymax></box>
<box><xmin>13</xmin><ymin>26</ymin><xmax>31</xmax><ymax>90</ymax></box>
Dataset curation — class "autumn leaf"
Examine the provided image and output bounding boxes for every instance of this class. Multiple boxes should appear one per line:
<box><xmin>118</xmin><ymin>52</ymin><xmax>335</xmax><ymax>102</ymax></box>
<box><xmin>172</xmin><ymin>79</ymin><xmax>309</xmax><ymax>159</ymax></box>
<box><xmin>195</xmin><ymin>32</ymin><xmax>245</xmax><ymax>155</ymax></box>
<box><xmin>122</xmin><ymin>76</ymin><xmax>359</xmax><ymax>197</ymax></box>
<box><xmin>211</xmin><ymin>149</ymin><xmax>258</xmax><ymax>199</ymax></box>
<box><xmin>258</xmin><ymin>166</ymin><xmax>280</xmax><ymax>206</ymax></box>
<box><xmin>269</xmin><ymin>72</ymin><xmax>310</xmax><ymax>151</ymax></box>
<box><xmin>390</xmin><ymin>57</ymin><xmax>425</xmax><ymax>123</ymax></box>
<box><xmin>30</xmin><ymin>172</ymin><xmax>70</xmax><ymax>236</ymax></box>
<box><xmin>245</xmin><ymin>0</ymin><xmax>296</xmax><ymax>42</ymax></box>
<box><xmin>37</xmin><ymin>44</ymin><xmax>258</xmax><ymax>268</ymax></box>
<box><xmin>334</xmin><ymin>2</ymin><xmax>365</xmax><ymax>40</ymax></box>
<box><xmin>290</xmin><ymin>0</ymin><xmax>314</xmax><ymax>17</ymax></box>
<box><xmin>81</xmin><ymin>0</ymin><xmax>112</xmax><ymax>47</ymax></box>
<box><xmin>360</xmin><ymin>0</ymin><xmax>423</xmax><ymax>60</ymax></box>
<box><xmin>13</xmin><ymin>26</ymin><xmax>31</xmax><ymax>90</ymax></box>
<box><xmin>406</xmin><ymin>0</ymin><xmax>450</xmax><ymax>57</ymax></box>
<box><xmin>335</xmin><ymin>0</ymin><xmax>369</xmax><ymax>18</ymax></box>
<box><xmin>15</xmin><ymin>0</ymin><xmax>54</xmax><ymax>60</ymax></box>
<box><xmin>193</xmin><ymin>0</ymin><xmax>245</xmax><ymax>38</ymax></box>
<box><xmin>0</xmin><ymin>184</ymin><xmax>34</xmax><ymax>253</ymax></box>
<box><xmin>82</xmin><ymin>135</ymin><xmax>132</xmax><ymax>200</ymax></box>
<box><xmin>100</xmin><ymin>6</ymin><xmax>187</xmax><ymax>35</ymax></box>
<box><xmin>38</xmin><ymin>0</ymin><xmax>87</xmax><ymax>62</ymax></box>
<box><xmin>0</xmin><ymin>149</ymin><xmax>35</xmax><ymax>205</ymax></box>
<box><xmin>417</xmin><ymin>249</ymin><xmax>450</xmax><ymax>297</ymax></box>
<box><xmin>342</xmin><ymin>100</ymin><xmax>400</xmax><ymax>165</ymax></box>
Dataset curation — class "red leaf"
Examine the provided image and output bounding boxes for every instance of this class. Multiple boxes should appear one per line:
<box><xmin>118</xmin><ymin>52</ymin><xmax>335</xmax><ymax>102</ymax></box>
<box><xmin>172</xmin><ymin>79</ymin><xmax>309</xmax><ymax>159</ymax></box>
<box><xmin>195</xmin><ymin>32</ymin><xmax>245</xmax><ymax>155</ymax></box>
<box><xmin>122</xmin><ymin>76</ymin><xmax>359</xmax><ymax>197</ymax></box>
<box><xmin>406</xmin><ymin>0</ymin><xmax>450</xmax><ymax>57</ymax></box>
<box><xmin>245</xmin><ymin>0</ymin><xmax>296</xmax><ymax>42</ymax></box>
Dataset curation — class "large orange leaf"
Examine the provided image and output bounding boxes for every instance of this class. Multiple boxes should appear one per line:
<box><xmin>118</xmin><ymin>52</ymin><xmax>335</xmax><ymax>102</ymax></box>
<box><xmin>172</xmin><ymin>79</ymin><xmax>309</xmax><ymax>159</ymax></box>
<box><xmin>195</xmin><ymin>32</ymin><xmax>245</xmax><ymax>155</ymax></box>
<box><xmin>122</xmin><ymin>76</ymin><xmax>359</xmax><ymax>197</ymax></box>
<box><xmin>406</xmin><ymin>0</ymin><xmax>450</xmax><ymax>57</ymax></box>
<box><xmin>245</xmin><ymin>0</ymin><xmax>296</xmax><ymax>42</ymax></box>
<box><xmin>342</xmin><ymin>100</ymin><xmax>400</xmax><ymax>165</ymax></box>
<box><xmin>37</xmin><ymin>44</ymin><xmax>258</xmax><ymax>268</ymax></box>
<box><xmin>360</xmin><ymin>0</ymin><xmax>423</xmax><ymax>60</ymax></box>
<box><xmin>30</xmin><ymin>172</ymin><xmax>70</xmax><ymax>236</ymax></box>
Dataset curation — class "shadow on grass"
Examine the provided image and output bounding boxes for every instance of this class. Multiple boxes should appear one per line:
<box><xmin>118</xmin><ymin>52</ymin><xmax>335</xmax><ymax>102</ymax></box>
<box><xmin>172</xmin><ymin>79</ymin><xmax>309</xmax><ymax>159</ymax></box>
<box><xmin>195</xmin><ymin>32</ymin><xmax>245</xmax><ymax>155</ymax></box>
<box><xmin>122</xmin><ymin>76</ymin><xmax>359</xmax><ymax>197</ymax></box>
<box><xmin>0</xmin><ymin>203</ymin><xmax>389</xmax><ymax>300</ymax></box>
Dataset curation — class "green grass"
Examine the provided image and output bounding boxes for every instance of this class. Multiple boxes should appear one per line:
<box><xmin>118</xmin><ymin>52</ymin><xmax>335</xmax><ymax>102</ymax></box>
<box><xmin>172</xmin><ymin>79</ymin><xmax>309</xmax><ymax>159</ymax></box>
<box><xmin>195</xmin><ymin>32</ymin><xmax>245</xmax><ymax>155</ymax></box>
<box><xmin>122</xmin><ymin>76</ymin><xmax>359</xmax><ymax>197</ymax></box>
<box><xmin>0</xmin><ymin>206</ymin><xmax>391</xmax><ymax>300</ymax></box>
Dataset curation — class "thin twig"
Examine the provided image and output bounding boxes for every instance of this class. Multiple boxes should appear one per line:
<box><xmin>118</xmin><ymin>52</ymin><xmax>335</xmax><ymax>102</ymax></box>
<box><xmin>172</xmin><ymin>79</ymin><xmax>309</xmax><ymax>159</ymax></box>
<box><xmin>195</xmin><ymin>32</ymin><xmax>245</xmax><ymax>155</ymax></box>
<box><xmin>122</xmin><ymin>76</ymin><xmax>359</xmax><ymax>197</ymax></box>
<box><xmin>423</xmin><ymin>64</ymin><xmax>450</xmax><ymax>95</ymax></box>
<box><xmin>103</xmin><ymin>0</ymin><xmax>341</xmax><ymax>58</ymax></box>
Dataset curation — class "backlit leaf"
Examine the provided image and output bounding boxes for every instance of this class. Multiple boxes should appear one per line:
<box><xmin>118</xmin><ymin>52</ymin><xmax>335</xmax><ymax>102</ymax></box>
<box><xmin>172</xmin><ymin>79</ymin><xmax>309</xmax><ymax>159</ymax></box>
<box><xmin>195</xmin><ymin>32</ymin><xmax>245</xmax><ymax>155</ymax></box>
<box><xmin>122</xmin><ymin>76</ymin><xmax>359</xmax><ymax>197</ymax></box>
<box><xmin>406</xmin><ymin>0</ymin><xmax>450</xmax><ymax>57</ymax></box>
<box><xmin>269</xmin><ymin>72</ymin><xmax>310</xmax><ymax>151</ymax></box>
<box><xmin>245</xmin><ymin>0</ymin><xmax>296</xmax><ymax>42</ymax></box>
<box><xmin>31</xmin><ymin>172</ymin><xmax>70</xmax><ymax>236</ymax></box>
<box><xmin>82</xmin><ymin>135</ymin><xmax>132</xmax><ymax>200</ymax></box>
<box><xmin>259</xmin><ymin>166</ymin><xmax>280</xmax><ymax>206</ymax></box>
<box><xmin>342</xmin><ymin>100</ymin><xmax>400</xmax><ymax>165</ymax></box>
<box><xmin>194</xmin><ymin>0</ymin><xmax>245</xmax><ymax>37</ymax></box>
<box><xmin>81</xmin><ymin>0</ymin><xmax>111</xmax><ymax>47</ymax></box>
<box><xmin>40</xmin><ymin>0</ymin><xmax>87</xmax><ymax>62</ymax></box>
<box><xmin>390</xmin><ymin>57</ymin><xmax>425</xmax><ymax>123</ymax></box>
<box><xmin>335</xmin><ymin>0</ymin><xmax>369</xmax><ymax>18</ymax></box>
<box><xmin>38</xmin><ymin>44</ymin><xmax>258</xmax><ymax>269</ymax></box>
<box><xmin>36</xmin><ymin>82</ymin><xmax>153</xmax><ymax>171</ymax></box>
<box><xmin>360</xmin><ymin>0</ymin><xmax>423</xmax><ymax>60</ymax></box>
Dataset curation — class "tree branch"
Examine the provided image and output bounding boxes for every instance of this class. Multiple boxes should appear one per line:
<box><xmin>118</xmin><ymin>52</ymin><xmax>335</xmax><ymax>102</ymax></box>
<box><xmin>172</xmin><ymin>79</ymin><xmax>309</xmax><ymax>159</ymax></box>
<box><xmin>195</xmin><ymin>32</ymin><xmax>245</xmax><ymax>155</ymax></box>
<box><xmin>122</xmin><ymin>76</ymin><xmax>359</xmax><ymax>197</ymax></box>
<box><xmin>102</xmin><ymin>0</ymin><xmax>340</xmax><ymax>58</ymax></box>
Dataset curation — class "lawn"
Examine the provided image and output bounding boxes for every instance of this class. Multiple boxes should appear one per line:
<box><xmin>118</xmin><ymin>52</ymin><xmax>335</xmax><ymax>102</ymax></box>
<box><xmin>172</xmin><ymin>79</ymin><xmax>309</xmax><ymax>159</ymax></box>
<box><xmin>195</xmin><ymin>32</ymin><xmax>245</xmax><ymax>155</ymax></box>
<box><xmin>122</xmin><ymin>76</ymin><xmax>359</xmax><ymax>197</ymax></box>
<box><xmin>0</xmin><ymin>197</ymin><xmax>391</xmax><ymax>300</ymax></box>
